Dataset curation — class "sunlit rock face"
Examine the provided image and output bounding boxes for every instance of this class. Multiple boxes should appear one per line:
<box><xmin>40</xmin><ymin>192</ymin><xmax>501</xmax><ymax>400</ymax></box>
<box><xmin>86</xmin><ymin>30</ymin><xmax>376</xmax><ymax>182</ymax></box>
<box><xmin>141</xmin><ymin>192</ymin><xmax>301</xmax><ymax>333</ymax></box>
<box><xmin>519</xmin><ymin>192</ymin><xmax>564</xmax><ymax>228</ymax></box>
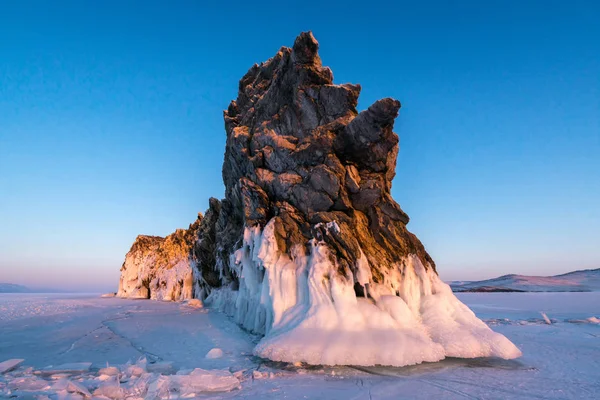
<box><xmin>118</xmin><ymin>227</ymin><xmax>199</xmax><ymax>301</ymax></box>
<box><xmin>118</xmin><ymin>199</ymin><xmax>222</xmax><ymax>301</ymax></box>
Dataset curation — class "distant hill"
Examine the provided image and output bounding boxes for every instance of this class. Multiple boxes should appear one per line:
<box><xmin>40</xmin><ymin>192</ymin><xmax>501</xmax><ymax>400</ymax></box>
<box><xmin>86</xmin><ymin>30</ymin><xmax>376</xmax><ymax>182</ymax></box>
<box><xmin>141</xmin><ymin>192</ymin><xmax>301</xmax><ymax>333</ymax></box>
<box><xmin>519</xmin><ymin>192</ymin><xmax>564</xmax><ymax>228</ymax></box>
<box><xmin>0</xmin><ymin>283</ymin><xmax>70</xmax><ymax>293</ymax></box>
<box><xmin>0</xmin><ymin>283</ymin><xmax>32</xmax><ymax>293</ymax></box>
<box><xmin>450</xmin><ymin>268</ymin><xmax>600</xmax><ymax>292</ymax></box>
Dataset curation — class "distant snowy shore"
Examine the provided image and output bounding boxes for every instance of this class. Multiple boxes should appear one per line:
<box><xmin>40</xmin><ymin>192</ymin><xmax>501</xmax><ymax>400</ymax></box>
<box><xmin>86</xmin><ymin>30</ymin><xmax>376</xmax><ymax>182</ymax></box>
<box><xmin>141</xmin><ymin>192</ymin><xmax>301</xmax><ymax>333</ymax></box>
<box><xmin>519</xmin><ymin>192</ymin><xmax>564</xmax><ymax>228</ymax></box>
<box><xmin>450</xmin><ymin>268</ymin><xmax>600</xmax><ymax>292</ymax></box>
<box><xmin>0</xmin><ymin>283</ymin><xmax>82</xmax><ymax>294</ymax></box>
<box><xmin>0</xmin><ymin>283</ymin><xmax>31</xmax><ymax>293</ymax></box>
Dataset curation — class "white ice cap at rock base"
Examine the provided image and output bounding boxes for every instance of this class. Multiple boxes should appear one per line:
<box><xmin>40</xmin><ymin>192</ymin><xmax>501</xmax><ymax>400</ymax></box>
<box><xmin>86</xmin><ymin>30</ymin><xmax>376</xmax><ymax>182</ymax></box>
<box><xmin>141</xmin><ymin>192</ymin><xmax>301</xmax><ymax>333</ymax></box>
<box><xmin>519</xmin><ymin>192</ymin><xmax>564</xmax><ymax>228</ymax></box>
<box><xmin>207</xmin><ymin>225</ymin><xmax>522</xmax><ymax>367</ymax></box>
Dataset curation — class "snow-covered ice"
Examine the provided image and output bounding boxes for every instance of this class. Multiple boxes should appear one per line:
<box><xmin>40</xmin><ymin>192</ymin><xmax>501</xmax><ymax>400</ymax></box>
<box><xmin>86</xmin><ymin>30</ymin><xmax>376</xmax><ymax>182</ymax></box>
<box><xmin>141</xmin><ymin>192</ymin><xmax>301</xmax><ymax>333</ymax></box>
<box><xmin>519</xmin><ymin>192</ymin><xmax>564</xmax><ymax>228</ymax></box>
<box><xmin>1</xmin><ymin>292</ymin><xmax>599</xmax><ymax>398</ymax></box>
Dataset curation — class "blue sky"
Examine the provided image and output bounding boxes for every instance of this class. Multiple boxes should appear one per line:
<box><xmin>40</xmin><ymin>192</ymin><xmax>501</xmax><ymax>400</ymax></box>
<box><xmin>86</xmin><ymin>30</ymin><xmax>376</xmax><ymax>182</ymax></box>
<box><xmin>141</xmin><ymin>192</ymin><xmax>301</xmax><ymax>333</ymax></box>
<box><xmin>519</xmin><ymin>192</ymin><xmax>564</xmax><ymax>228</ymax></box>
<box><xmin>1</xmin><ymin>1</ymin><xmax>598</xmax><ymax>291</ymax></box>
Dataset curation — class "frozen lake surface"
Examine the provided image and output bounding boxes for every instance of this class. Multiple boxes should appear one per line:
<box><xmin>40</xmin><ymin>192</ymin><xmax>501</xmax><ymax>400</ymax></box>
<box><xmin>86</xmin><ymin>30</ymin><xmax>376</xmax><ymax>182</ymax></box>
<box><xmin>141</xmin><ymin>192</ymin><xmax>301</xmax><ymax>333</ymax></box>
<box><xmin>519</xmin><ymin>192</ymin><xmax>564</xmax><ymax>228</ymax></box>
<box><xmin>1</xmin><ymin>292</ymin><xmax>599</xmax><ymax>399</ymax></box>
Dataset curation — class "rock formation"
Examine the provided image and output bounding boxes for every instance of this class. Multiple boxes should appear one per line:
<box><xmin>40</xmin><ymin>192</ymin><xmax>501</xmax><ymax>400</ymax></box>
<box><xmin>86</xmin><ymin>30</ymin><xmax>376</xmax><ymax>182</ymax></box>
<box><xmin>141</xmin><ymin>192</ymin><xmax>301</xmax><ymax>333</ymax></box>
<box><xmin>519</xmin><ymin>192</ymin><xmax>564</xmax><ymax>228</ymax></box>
<box><xmin>118</xmin><ymin>220</ymin><xmax>200</xmax><ymax>301</ymax></box>
<box><xmin>118</xmin><ymin>32</ymin><xmax>521</xmax><ymax>366</ymax></box>
<box><xmin>118</xmin><ymin>199</ymin><xmax>222</xmax><ymax>301</ymax></box>
<box><xmin>214</xmin><ymin>32</ymin><xmax>433</xmax><ymax>296</ymax></box>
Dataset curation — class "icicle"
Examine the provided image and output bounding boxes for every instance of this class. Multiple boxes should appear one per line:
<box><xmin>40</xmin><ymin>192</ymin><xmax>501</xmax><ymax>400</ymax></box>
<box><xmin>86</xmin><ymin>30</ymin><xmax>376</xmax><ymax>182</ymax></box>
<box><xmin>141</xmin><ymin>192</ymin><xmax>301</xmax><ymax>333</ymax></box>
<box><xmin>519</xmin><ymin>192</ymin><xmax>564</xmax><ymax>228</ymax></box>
<box><xmin>206</xmin><ymin>224</ymin><xmax>522</xmax><ymax>367</ymax></box>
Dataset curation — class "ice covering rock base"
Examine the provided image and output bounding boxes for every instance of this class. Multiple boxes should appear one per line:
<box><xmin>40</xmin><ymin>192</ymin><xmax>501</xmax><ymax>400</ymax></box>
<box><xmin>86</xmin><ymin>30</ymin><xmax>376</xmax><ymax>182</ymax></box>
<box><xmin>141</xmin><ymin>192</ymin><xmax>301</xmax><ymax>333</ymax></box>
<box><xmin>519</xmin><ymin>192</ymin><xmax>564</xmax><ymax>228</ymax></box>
<box><xmin>207</xmin><ymin>224</ymin><xmax>521</xmax><ymax>366</ymax></box>
<box><xmin>117</xmin><ymin>31</ymin><xmax>522</xmax><ymax>367</ymax></box>
<box><xmin>202</xmin><ymin>32</ymin><xmax>522</xmax><ymax>365</ymax></box>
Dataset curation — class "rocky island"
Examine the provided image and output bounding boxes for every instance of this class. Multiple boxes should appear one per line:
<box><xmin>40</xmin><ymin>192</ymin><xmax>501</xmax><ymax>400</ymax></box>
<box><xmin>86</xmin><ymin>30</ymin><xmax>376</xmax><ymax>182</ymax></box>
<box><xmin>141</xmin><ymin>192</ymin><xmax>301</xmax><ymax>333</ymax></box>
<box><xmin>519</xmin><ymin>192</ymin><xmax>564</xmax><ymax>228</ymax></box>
<box><xmin>117</xmin><ymin>32</ymin><xmax>521</xmax><ymax>367</ymax></box>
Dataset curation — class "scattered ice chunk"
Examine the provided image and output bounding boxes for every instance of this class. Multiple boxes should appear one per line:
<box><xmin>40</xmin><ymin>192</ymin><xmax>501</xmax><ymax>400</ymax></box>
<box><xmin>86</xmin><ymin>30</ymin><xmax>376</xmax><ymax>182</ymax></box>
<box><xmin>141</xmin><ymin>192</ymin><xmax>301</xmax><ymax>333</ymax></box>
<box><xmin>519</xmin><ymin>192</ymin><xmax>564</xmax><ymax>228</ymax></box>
<box><xmin>145</xmin><ymin>374</ymin><xmax>170</xmax><ymax>400</ymax></box>
<box><xmin>567</xmin><ymin>316</ymin><xmax>600</xmax><ymax>324</ymax></box>
<box><xmin>541</xmin><ymin>312</ymin><xmax>552</xmax><ymax>324</ymax></box>
<box><xmin>8</xmin><ymin>375</ymin><xmax>50</xmax><ymax>391</ymax></box>
<box><xmin>205</xmin><ymin>348</ymin><xmax>224</xmax><ymax>359</ymax></box>
<box><xmin>68</xmin><ymin>379</ymin><xmax>92</xmax><ymax>397</ymax></box>
<box><xmin>146</xmin><ymin>361</ymin><xmax>176</xmax><ymax>375</ymax></box>
<box><xmin>252</xmin><ymin>370</ymin><xmax>269</xmax><ymax>379</ymax></box>
<box><xmin>233</xmin><ymin>369</ymin><xmax>246</xmax><ymax>380</ymax></box>
<box><xmin>185</xmin><ymin>299</ymin><xmax>203</xmax><ymax>309</ymax></box>
<box><xmin>123</xmin><ymin>373</ymin><xmax>154</xmax><ymax>398</ymax></box>
<box><xmin>93</xmin><ymin>376</ymin><xmax>125</xmax><ymax>399</ymax></box>
<box><xmin>50</xmin><ymin>373</ymin><xmax>72</xmax><ymax>380</ymax></box>
<box><xmin>55</xmin><ymin>390</ymin><xmax>84</xmax><ymax>400</ymax></box>
<box><xmin>51</xmin><ymin>378</ymin><xmax>70</xmax><ymax>391</ymax></box>
<box><xmin>98</xmin><ymin>366</ymin><xmax>119</xmax><ymax>377</ymax></box>
<box><xmin>50</xmin><ymin>379</ymin><xmax>91</xmax><ymax>398</ymax></box>
<box><xmin>38</xmin><ymin>363</ymin><xmax>92</xmax><ymax>376</ymax></box>
<box><xmin>176</xmin><ymin>369</ymin><xmax>193</xmax><ymax>376</ymax></box>
<box><xmin>124</xmin><ymin>365</ymin><xmax>145</xmax><ymax>377</ymax></box>
<box><xmin>0</xmin><ymin>359</ymin><xmax>24</xmax><ymax>374</ymax></box>
<box><xmin>174</xmin><ymin>368</ymin><xmax>240</xmax><ymax>393</ymax></box>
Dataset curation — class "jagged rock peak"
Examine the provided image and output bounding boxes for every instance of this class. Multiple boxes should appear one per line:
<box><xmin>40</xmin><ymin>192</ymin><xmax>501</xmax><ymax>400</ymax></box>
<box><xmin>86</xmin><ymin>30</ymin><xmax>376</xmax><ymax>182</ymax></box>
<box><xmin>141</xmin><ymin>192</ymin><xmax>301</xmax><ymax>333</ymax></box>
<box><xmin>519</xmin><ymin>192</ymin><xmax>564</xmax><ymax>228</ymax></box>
<box><xmin>291</xmin><ymin>31</ymin><xmax>321</xmax><ymax>65</ymax></box>
<box><xmin>219</xmin><ymin>31</ymin><xmax>433</xmax><ymax>290</ymax></box>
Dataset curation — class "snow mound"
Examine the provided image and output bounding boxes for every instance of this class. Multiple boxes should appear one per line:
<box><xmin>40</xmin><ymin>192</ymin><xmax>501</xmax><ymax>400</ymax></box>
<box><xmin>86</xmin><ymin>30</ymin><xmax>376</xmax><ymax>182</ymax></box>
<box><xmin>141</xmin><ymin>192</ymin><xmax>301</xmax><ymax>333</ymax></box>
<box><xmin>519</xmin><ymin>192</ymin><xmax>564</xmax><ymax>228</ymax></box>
<box><xmin>206</xmin><ymin>223</ymin><xmax>522</xmax><ymax>367</ymax></box>
<box><xmin>185</xmin><ymin>298</ymin><xmax>203</xmax><ymax>309</ymax></box>
<box><xmin>205</xmin><ymin>348</ymin><xmax>224</xmax><ymax>359</ymax></box>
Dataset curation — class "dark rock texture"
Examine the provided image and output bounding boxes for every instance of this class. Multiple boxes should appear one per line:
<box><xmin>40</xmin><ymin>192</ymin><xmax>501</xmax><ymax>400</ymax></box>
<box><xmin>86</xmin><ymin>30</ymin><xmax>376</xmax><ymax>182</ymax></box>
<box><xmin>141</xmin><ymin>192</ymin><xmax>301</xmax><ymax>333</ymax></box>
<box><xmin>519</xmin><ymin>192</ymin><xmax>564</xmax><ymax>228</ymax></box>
<box><xmin>119</xmin><ymin>31</ymin><xmax>435</xmax><ymax>300</ymax></box>
<box><xmin>214</xmin><ymin>31</ymin><xmax>434</xmax><ymax>292</ymax></box>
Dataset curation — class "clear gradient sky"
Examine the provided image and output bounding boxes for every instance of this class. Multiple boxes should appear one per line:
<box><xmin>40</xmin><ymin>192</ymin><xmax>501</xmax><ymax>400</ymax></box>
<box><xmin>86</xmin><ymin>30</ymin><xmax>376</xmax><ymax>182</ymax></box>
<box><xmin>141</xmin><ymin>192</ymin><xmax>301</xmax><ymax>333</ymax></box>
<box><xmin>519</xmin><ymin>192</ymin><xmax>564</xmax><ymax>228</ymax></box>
<box><xmin>1</xmin><ymin>1</ymin><xmax>598</xmax><ymax>292</ymax></box>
